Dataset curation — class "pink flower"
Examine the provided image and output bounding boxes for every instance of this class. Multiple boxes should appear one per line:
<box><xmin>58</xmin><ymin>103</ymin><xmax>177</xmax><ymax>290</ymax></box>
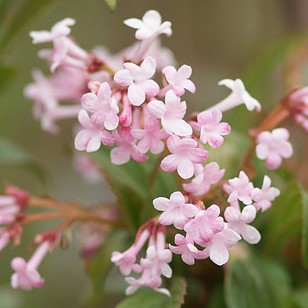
<box><xmin>207</xmin><ymin>78</ymin><xmax>261</xmax><ymax>113</ymax></box>
<box><xmin>289</xmin><ymin>87</ymin><xmax>308</xmax><ymax>131</ymax></box>
<box><xmin>161</xmin><ymin>135</ymin><xmax>208</xmax><ymax>179</ymax></box>
<box><xmin>131</xmin><ymin>110</ymin><xmax>168</xmax><ymax>154</ymax></box>
<box><xmin>204</xmin><ymin>225</ymin><xmax>241</xmax><ymax>266</ymax></box>
<box><xmin>192</xmin><ymin>109</ymin><xmax>231</xmax><ymax>148</ymax></box>
<box><xmin>147</xmin><ymin>90</ymin><xmax>192</xmax><ymax>136</ymax></box>
<box><xmin>114</xmin><ymin>57</ymin><xmax>159</xmax><ymax>106</ymax></box>
<box><xmin>223</xmin><ymin>171</ymin><xmax>254</xmax><ymax>205</ymax></box>
<box><xmin>0</xmin><ymin>197</ymin><xmax>18</xmax><ymax>224</ymax></box>
<box><xmin>183</xmin><ymin>162</ymin><xmax>224</xmax><ymax>197</ymax></box>
<box><xmin>11</xmin><ymin>241</ymin><xmax>50</xmax><ymax>290</ymax></box>
<box><xmin>224</xmin><ymin>205</ymin><xmax>261</xmax><ymax>244</ymax></box>
<box><xmin>169</xmin><ymin>233</ymin><xmax>207</xmax><ymax>265</ymax></box>
<box><xmin>81</xmin><ymin>82</ymin><xmax>119</xmax><ymax>131</ymax></box>
<box><xmin>73</xmin><ymin>153</ymin><xmax>102</xmax><ymax>183</ymax></box>
<box><xmin>184</xmin><ymin>204</ymin><xmax>224</xmax><ymax>247</ymax></box>
<box><xmin>111</xmin><ymin>127</ymin><xmax>147</xmax><ymax>165</ymax></box>
<box><xmin>75</xmin><ymin>110</ymin><xmax>114</xmax><ymax>152</ymax></box>
<box><xmin>153</xmin><ymin>191</ymin><xmax>198</xmax><ymax>229</ymax></box>
<box><xmin>111</xmin><ymin>229</ymin><xmax>149</xmax><ymax>276</ymax></box>
<box><xmin>0</xmin><ymin>229</ymin><xmax>10</xmax><ymax>251</ymax></box>
<box><xmin>251</xmin><ymin>176</ymin><xmax>280</xmax><ymax>212</ymax></box>
<box><xmin>24</xmin><ymin>70</ymin><xmax>82</xmax><ymax>134</ymax></box>
<box><xmin>256</xmin><ymin>128</ymin><xmax>293</xmax><ymax>170</ymax></box>
<box><xmin>30</xmin><ymin>18</ymin><xmax>75</xmax><ymax>44</ymax></box>
<box><xmin>125</xmin><ymin>232</ymin><xmax>172</xmax><ymax>296</ymax></box>
<box><xmin>124</xmin><ymin>10</ymin><xmax>172</xmax><ymax>40</ymax></box>
<box><xmin>162</xmin><ymin>65</ymin><xmax>195</xmax><ymax>96</ymax></box>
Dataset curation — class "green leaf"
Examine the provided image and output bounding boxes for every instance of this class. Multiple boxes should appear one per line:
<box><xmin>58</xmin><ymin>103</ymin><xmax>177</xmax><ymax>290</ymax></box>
<box><xmin>301</xmin><ymin>189</ymin><xmax>308</xmax><ymax>268</ymax></box>
<box><xmin>0</xmin><ymin>0</ymin><xmax>59</xmax><ymax>54</ymax></box>
<box><xmin>262</xmin><ymin>182</ymin><xmax>302</xmax><ymax>255</ymax></box>
<box><xmin>0</xmin><ymin>137</ymin><xmax>45</xmax><ymax>182</ymax></box>
<box><xmin>0</xmin><ymin>65</ymin><xmax>15</xmax><ymax>92</ymax></box>
<box><xmin>225</xmin><ymin>256</ymin><xmax>291</xmax><ymax>308</ymax></box>
<box><xmin>245</xmin><ymin>33</ymin><xmax>307</xmax><ymax>99</ymax></box>
<box><xmin>85</xmin><ymin>230</ymin><xmax>127</xmax><ymax>307</ymax></box>
<box><xmin>105</xmin><ymin>0</ymin><xmax>117</xmax><ymax>11</ymax></box>
<box><xmin>116</xmin><ymin>276</ymin><xmax>187</xmax><ymax>308</ymax></box>
<box><xmin>91</xmin><ymin>148</ymin><xmax>179</xmax><ymax>230</ymax></box>
<box><xmin>0</xmin><ymin>138</ymin><xmax>33</xmax><ymax>165</ymax></box>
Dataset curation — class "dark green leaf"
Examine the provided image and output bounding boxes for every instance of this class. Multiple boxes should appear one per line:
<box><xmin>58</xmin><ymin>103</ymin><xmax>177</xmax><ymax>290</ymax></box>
<box><xmin>0</xmin><ymin>138</ymin><xmax>32</xmax><ymax>165</ymax></box>
<box><xmin>105</xmin><ymin>0</ymin><xmax>117</xmax><ymax>11</ymax></box>
<box><xmin>116</xmin><ymin>276</ymin><xmax>187</xmax><ymax>308</ymax></box>
<box><xmin>225</xmin><ymin>256</ymin><xmax>291</xmax><ymax>308</ymax></box>
<box><xmin>263</xmin><ymin>182</ymin><xmax>302</xmax><ymax>255</ymax></box>
<box><xmin>0</xmin><ymin>137</ymin><xmax>45</xmax><ymax>182</ymax></box>
<box><xmin>0</xmin><ymin>0</ymin><xmax>59</xmax><ymax>54</ymax></box>
<box><xmin>245</xmin><ymin>33</ymin><xmax>307</xmax><ymax>98</ymax></box>
<box><xmin>0</xmin><ymin>65</ymin><xmax>15</xmax><ymax>91</ymax></box>
<box><xmin>85</xmin><ymin>230</ymin><xmax>127</xmax><ymax>307</ymax></box>
<box><xmin>301</xmin><ymin>189</ymin><xmax>308</xmax><ymax>268</ymax></box>
<box><xmin>91</xmin><ymin>148</ymin><xmax>179</xmax><ymax>230</ymax></box>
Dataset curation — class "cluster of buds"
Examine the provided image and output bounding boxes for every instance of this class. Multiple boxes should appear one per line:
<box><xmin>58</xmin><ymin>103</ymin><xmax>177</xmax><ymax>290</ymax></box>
<box><xmin>21</xmin><ymin>9</ymin><xmax>306</xmax><ymax>297</ymax></box>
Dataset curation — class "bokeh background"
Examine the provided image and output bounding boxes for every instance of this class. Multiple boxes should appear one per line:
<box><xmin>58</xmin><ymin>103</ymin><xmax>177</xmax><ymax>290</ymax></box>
<box><xmin>1</xmin><ymin>0</ymin><xmax>308</xmax><ymax>307</ymax></box>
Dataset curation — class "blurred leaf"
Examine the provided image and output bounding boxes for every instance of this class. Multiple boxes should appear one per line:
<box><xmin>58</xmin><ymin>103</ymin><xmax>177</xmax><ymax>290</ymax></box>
<box><xmin>0</xmin><ymin>0</ymin><xmax>58</xmax><ymax>54</ymax></box>
<box><xmin>105</xmin><ymin>0</ymin><xmax>117</xmax><ymax>11</ymax></box>
<box><xmin>291</xmin><ymin>288</ymin><xmax>308</xmax><ymax>308</ymax></box>
<box><xmin>92</xmin><ymin>148</ymin><xmax>179</xmax><ymax>230</ymax></box>
<box><xmin>0</xmin><ymin>137</ymin><xmax>45</xmax><ymax>182</ymax></box>
<box><xmin>263</xmin><ymin>182</ymin><xmax>302</xmax><ymax>255</ymax></box>
<box><xmin>301</xmin><ymin>189</ymin><xmax>308</xmax><ymax>268</ymax></box>
<box><xmin>245</xmin><ymin>33</ymin><xmax>307</xmax><ymax>96</ymax></box>
<box><xmin>0</xmin><ymin>65</ymin><xmax>15</xmax><ymax>92</ymax></box>
<box><xmin>85</xmin><ymin>230</ymin><xmax>127</xmax><ymax>307</ymax></box>
<box><xmin>116</xmin><ymin>276</ymin><xmax>186</xmax><ymax>308</ymax></box>
<box><xmin>208</xmin><ymin>130</ymin><xmax>249</xmax><ymax>178</ymax></box>
<box><xmin>225</xmin><ymin>256</ymin><xmax>291</xmax><ymax>308</ymax></box>
<box><xmin>208</xmin><ymin>285</ymin><xmax>227</xmax><ymax>308</ymax></box>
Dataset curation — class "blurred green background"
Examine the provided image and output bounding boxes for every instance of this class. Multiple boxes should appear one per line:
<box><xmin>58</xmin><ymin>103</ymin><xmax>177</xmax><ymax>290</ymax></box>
<box><xmin>1</xmin><ymin>0</ymin><xmax>308</xmax><ymax>307</ymax></box>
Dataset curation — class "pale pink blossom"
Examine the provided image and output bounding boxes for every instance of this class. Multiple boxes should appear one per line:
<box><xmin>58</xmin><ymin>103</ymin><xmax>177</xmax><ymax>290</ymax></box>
<box><xmin>111</xmin><ymin>127</ymin><xmax>147</xmax><ymax>165</ymax></box>
<box><xmin>183</xmin><ymin>162</ymin><xmax>225</xmax><ymax>197</ymax></box>
<box><xmin>73</xmin><ymin>153</ymin><xmax>102</xmax><ymax>183</ymax></box>
<box><xmin>124</xmin><ymin>10</ymin><xmax>172</xmax><ymax>40</ymax></box>
<box><xmin>147</xmin><ymin>90</ymin><xmax>192</xmax><ymax>136</ymax></box>
<box><xmin>251</xmin><ymin>175</ymin><xmax>280</xmax><ymax>212</ymax></box>
<box><xmin>81</xmin><ymin>82</ymin><xmax>119</xmax><ymax>130</ymax></box>
<box><xmin>131</xmin><ymin>111</ymin><xmax>168</xmax><ymax>154</ymax></box>
<box><xmin>223</xmin><ymin>171</ymin><xmax>254</xmax><ymax>205</ymax></box>
<box><xmin>162</xmin><ymin>65</ymin><xmax>195</xmax><ymax>96</ymax></box>
<box><xmin>153</xmin><ymin>191</ymin><xmax>198</xmax><ymax>229</ymax></box>
<box><xmin>11</xmin><ymin>241</ymin><xmax>50</xmax><ymax>290</ymax></box>
<box><xmin>207</xmin><ymin>78</ymin><xmax>261</xmax><ymax>113</ymax></box>
<box><xmin>111</xmin><ymin>229</ymin><xmax>149</xmax><ymax>276</ymax></box>
<box><xmin>114</xmin><ymin>57</ymin><xmax>159</xmax><ymax>106</ymax></box>
<box><xmin>256</xmin><ymin>128</ymin><xmax>293</xmax><ymax>170</ymax></box>
<box><xmin>0</xmin><ymin>196</ymin><xmax>20</xmax><ymax>225</ymax></box>
<box><xmin>169</xmin><ymin>233</ymin><xmax>207</xmax><ymax>265</ymax></box>
<box><xmin>224</xmin><ymin>205</ymin><xmax>261</xmax><ymax>244</ymax></box>
<box><xmin>0</xmin><ymin>229</ymin><xmax>10</xmax><ymax>251</ymax></box>
<box><xmin>192</xmin><ymin>109</ymin><xmax>231</xmax><ymax>148</ymax></box>
<box><xmin>204</xmin><ymin>225</ymin><xmax>241</xmax><ymax>266</ymax></box>
<box><xmin>75</xmin><ymin>110</ymin><xmax>114</xmax><ymax>152</ymax></box>
<box><xmin>119</xmin><ymin>95</ymin><xmax>133</xmax><ymax>127</ymax></box>
<box><xmin>125</xmin><ymin>232</ymin><xmax>172</xmax><ymax>296</ymax></box>
<box><xmin>24</xmin><ymin>70</ymin><xmax>82</xmax><ymax>134</ymax></box>
<box><xmin>289</xmin><ymin>87</ymin><xmax>308</xmax><ymax>131</ymax></box>
<box><xmin>184</xmin><ymin>204</ymin><xmax>224</xmax><ymax>247</ymax></box>
<box><xmin>30</xmin><ymin>18</ymin><xmax>75</xmax><ymax>44</ymax></box>
<box><xmin>161</xmin><ymin>135</ymin><xmax>208</xmax><ymax>179</ymax></box>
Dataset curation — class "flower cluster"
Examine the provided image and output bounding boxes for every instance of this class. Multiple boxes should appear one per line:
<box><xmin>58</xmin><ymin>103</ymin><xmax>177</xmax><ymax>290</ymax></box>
<box><xmin>22</xmin><ymin>9</ymin><xmax>303</xmax><ymax>299</ymax></box>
